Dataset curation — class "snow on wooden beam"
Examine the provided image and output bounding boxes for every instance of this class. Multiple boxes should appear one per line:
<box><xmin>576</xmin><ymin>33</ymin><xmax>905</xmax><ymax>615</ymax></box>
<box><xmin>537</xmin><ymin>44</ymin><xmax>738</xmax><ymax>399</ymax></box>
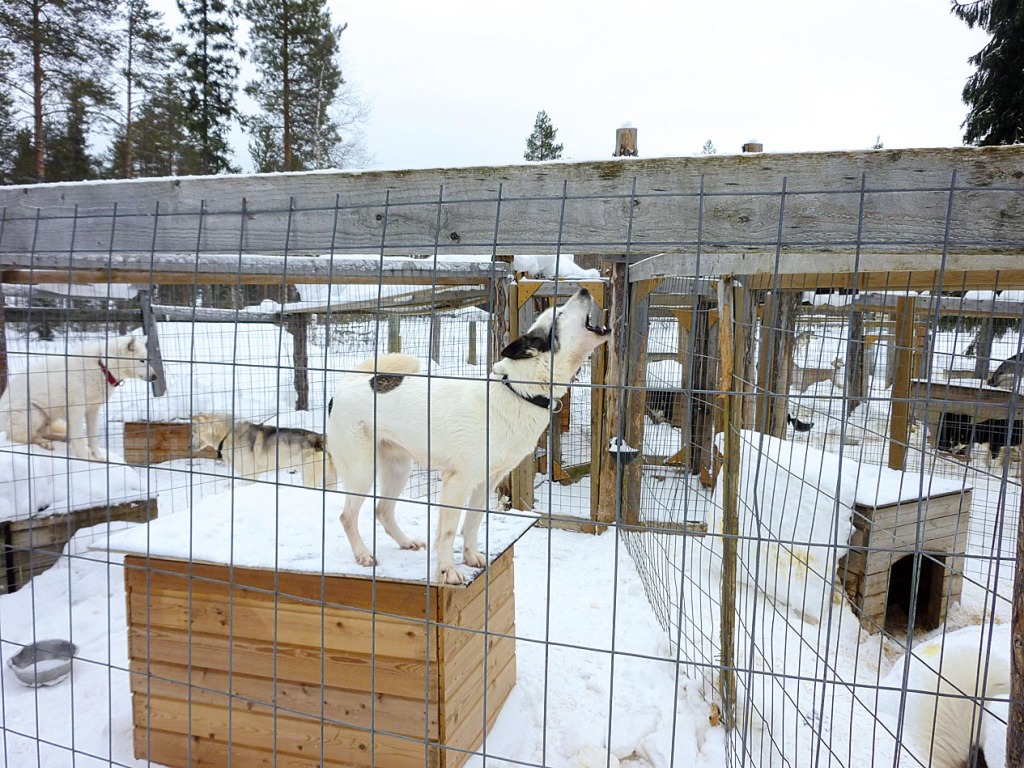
<box><xmin>1</xmin><ymin>146</ymin><xmax>1022</xmax><ymax>261</ymax></box>
<box><xmin>0</xmin><ymin>253</ymin><xmax>511</xmax><ymax>285</ymax></box>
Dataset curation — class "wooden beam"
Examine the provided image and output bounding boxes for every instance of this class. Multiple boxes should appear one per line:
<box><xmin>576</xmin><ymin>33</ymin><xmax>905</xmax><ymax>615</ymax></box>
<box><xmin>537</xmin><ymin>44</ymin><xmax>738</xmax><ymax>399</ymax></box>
<box><xmin>3</xmin><ymin>147</ymin><xmax>1024</xmax><ymax>260</ymax></box>
<box><xmin>1010</xmin><ymin>456</ymin><xmax>1024</xmax><ymax>767</ymax></box>
<box><xmin>888</xmin><ymin>297</ymin><xmax>916</xmax><ymax>470</ymax></box>
<box><xmin>0</xmin><ymin>254</ymin><xmax>511</xmax><ymax>286</ymax></box>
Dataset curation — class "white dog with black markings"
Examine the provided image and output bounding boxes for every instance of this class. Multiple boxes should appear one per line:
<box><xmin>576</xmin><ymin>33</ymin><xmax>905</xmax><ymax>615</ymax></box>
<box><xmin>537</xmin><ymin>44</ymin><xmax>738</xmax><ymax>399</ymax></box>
<box><xmin>326</xmin><ymin>287</ymin><xmax>610</xmax><ymax>584</ymax></box>
<box><xmin>0</xmin><ymin>334</ymin><xmax>156</xmax><ymax>460</ymax></box>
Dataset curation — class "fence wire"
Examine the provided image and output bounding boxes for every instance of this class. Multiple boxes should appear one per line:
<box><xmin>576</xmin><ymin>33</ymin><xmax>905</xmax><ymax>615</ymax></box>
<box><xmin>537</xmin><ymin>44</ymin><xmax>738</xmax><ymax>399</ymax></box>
<box><xmin>0</xmin><ymin>160</ymin><xmax>1021</xmax><ymax>768</ymax></box>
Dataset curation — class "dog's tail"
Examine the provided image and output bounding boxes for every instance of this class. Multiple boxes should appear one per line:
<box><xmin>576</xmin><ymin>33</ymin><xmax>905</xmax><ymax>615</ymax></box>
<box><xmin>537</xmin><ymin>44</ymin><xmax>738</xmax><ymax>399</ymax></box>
<box><xmin>351</xmin><ymin>354</ymin><xmax>421</xmax><ymax>376</ymax></box>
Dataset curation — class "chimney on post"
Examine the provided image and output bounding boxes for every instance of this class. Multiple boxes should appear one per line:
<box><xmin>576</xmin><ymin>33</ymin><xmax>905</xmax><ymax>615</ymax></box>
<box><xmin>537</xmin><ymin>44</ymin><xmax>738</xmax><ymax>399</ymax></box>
<box><xmin>614</xmin><ymin>126</ymin><xmax>638</xmax><ymax>157</ymax></box>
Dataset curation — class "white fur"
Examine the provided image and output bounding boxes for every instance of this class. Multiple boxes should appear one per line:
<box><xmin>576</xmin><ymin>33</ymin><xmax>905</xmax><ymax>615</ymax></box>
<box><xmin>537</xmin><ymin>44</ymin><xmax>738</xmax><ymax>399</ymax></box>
<box><xmin>884</xmin><ymin>623</ymin><xmax>1011</xmax><ymax>768</ymax></box>
<box><xmin>326</xmin><ymin>288</ymin><xmax>610</xmax><ymax>584</ymax></box>
<box><xmin>0</xmin><ymin>335</ymin><xmax>156</xmax><ymax>461</ymax></box>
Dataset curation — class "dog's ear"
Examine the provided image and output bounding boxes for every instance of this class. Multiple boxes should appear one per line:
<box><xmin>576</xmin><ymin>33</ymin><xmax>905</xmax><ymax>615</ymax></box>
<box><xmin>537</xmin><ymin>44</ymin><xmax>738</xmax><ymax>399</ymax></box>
<box><xmin>126</xmin><ymin>336</ymin><xmax>138</xmax><ymax>352</ymax></box>
<box><xmin>501</xmin><ymin>335</ymin><xmax>543</xmax><ymax>360</ymax></box>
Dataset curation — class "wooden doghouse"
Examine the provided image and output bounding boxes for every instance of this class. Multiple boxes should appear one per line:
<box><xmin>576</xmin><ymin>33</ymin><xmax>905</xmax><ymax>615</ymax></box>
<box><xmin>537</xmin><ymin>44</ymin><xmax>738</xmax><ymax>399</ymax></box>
<box><xmin>839</xmin><ymin>473</ymin><xmax>971</xmax><ymax>633</ymax></box>
<box><xmin>123</xmin><ymin>421</ymin><xmax>218</xmax><ymax>465</ymax></box>
<box><xmin>106</xmin><ymin>485</ymin><xmax>526</xmax><ymax>768</ymax></box>
<box><xmin>2</xmin><ymin>497</ymin><xmax>157</xmax><ymax>594</ymax></box>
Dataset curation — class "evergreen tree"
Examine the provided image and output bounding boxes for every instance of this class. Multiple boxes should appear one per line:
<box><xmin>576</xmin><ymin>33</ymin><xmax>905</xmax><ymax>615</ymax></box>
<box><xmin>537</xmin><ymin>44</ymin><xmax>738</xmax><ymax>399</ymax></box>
<box><xmin>872</xmin><ymin>135</ymin><xmax>884</xmax><ymax>149</ymax></box>
<box><xmin>175</xmin><ymin>0</ymin><xmax>242</xmax><ymax>174</ymax></box>
<box><xmin>953</xmin><ymin>0</ymin><xmax>1024</xmax><ymax>145</ymax></box>
<box><xmin>0</xmin><ymin>53</ymin><xmax>21</xmax><ymax>184</ymax></box>
<box><xmin>244</xmin><ymin>0</ymin><xmax>357</xmax><ymax>172</ymax></box>
<box><xmin>108</xmin><ymin>74</ymin><xmax>202</xmax><ymax>177</ymax></box>
<box><xmin>524</xmin><ymin>110</ymin><xmax>563</xmax><ymax>161</ymax></box>
<box><xmin>700</xmin><ymin>139</ymin><xmax>716</xmax><ymax>155</ymax></box>
<box><xmin>46</xmin><ymin>76</ymin><xmax>109</xmax><ymax>181</ymax></box>
<box><xmin>0</xmin><ymin>0</ymin><xmax>119</xmax><ymax>181</ymax></box>
<box><xmin>117</xmin><ymin>0</ymin><xmax>173</xmax><ymax>177</ymax></box>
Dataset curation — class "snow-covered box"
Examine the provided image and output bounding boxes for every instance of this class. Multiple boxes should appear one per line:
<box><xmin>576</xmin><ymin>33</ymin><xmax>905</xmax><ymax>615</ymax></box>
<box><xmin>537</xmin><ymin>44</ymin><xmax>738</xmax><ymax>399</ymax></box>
<box><xmin>106</xmin><ymin>484</ymin><xmax>526</xmax><ymax>768</ymax></box>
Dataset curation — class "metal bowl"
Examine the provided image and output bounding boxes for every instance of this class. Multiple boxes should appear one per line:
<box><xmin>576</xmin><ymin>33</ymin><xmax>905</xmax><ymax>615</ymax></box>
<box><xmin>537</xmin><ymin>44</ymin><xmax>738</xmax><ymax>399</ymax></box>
<box><xmin>7</xmin><ymin>640</ymin><xmax>78</xmax><ymax>687</ymax></box>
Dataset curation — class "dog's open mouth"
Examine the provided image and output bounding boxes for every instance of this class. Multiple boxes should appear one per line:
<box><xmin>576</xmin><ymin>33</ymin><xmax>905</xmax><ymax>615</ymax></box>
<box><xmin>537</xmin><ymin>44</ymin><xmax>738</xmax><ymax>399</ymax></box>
<box><xmin>586</xmin><ymin>308</ymin><xmax>611</xmax><ymax>336</ymax></box>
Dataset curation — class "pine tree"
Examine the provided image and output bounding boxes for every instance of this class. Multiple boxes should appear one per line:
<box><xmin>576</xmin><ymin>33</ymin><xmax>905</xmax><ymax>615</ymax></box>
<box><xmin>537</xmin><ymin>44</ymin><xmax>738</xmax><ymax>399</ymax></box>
<box><xmin>244</xmin><ymin>0</ymin><xmax>360</xmax><ymax>172</ymax></box>
<box><xmin>175</xmin><ymin>0</ymin><xmax>242</xmax><ymax>174</ymax></box>
<box><xmin>0</xmin><ymin>53</ymin><xmax>21</xmax><ymax>184</ymax></box>
<box><xmin>524</xmin><ymin>110</ymin><xmax>563</xmax><ymax>161</ymax></box>
<box><xmin>46</xmin><ymin>76</ymin><xmax>109</xmax><ymax>181</ymax></box>
<box><xmin>117</xmin><ymin>0</ymin><xmax>173</xmax><ymax>177</ymax></box>
<box><xmin>953</xmin><ymin>0</ymin><xmax>1024</xmax><ymax>145</ymax></box>
<box><xmin>700</xmin><ymin>139</ymin><xmax>716</xmax><ymax>155</ymax></box>
<box><xmin>108</xmin><ymin>74</ymin><xmax>202</xmax><ymax>177</ymax></box>
<box><xmin>0</xmin><ymin>0</ymin><xmax>120</xmax><ymax>180</ymax></box>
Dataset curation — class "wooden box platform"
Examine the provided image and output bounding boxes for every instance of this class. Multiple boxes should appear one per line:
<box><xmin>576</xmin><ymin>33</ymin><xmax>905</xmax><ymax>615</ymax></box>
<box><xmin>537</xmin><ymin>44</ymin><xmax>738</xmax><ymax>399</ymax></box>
<box><xmin>124</xmin><ymin>548</ymin><xmax>518</xmax><ymax>768</ymax></box>
<box><xmin>839</xmin><ymin>487</ymin><xmax>971</xmax><ymax>633</ymax></box>
<box><xmin>123</xmin><ymin>421</ymin><xmax>218</xmax><ymax>466</ymax></box>
<box><xmin>1</xmin><ymin>498</ymin><xmax>157</xmax><ymax>594</ymax></box>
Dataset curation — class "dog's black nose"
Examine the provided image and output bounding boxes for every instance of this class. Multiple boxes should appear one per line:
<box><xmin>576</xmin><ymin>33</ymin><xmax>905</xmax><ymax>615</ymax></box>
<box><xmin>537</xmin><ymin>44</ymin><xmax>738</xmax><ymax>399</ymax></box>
<box><xmin>577</xmin><ymin>287</ymin><xmax>590</xmax><ymax>299</ymax></box>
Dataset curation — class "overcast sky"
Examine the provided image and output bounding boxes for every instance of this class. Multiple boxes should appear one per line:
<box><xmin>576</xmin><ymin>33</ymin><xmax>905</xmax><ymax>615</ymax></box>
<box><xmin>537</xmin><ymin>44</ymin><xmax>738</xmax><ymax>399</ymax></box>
<box><xmin>321</xmin><ymin>0</ymin><xmax>990</xmax><ymax>172</ymax></box>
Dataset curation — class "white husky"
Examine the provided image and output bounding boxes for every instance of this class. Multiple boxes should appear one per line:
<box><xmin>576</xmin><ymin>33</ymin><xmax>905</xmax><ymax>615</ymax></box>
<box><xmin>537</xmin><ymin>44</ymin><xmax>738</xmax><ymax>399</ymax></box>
<box><xmin>0</xmin><ymin>335</ymin><xmax>156</xmax><ymax>461</ymax></box>
<box><xmin>326</xmin><ymin>287</ymin><xmax>610</xmax><ymax>584</ymax></box>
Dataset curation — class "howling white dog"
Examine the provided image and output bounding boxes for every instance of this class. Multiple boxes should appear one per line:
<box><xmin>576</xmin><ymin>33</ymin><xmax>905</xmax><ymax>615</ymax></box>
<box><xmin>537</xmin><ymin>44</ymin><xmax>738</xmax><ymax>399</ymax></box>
<box><xmin>326</xmin><ymin>287</ymin><xmax>610</xmax><ymax>584</ymax></box>
<box><xmin>0</xmin><ymin>335</ymin><xmax>156</xmax><ymax>461</ymax></box>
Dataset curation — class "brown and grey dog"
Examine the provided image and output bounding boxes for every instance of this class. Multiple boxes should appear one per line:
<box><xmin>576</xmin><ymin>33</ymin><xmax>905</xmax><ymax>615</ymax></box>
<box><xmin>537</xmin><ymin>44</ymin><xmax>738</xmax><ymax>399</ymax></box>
<box><xmin>326</xmin><ymin>287</ymin><xmax>611</xmax><ymax>584</ymax></box>
<box><xmin>191</xmin><ymin>413</ymin><xmax>336</xmax><ymax>489</ymax></box>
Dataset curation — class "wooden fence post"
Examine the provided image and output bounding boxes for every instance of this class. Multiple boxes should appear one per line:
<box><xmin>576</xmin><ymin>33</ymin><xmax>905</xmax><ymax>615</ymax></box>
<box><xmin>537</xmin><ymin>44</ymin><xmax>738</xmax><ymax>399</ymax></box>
<box><xmin>1010</xmin><ymin>461</ymin><xmax>1024</xmax><ymax>766</ymax></box>
<box><xmin>0</xmin><ymin>281</ymin><xmax>7</xmax><ymax>398</ymax></box>
<box><xmin>717</xmin><ymin>275</ymin><xmax>745</xmax><ymax>733</ymax></box>
<box><xmin>467</xmin><ymin>320</ymin><xmax>477</xmax><ymax>365</ymax></box>
<box><xmin>388</xmin><ymin>315</ymin><xmax>401</xmax><ymax>353</ymax></box>
<box><xmin>754</xmin><ymin>291</ymin><xmax>799</xmax><ymax>437</ymax></box>
<box><xmin>620</xmin><ymin>279</ymin><xmax>658</xmax><ymax>528</ymax></box>
<box><xmin>138</xmin><ymin>290</ymin><xmax>167</xmax><ymax>398</ymax></box>
<box><xmin>286</xmin><ymin>313</ymin><xmax>310</xmax><ymax>411</ymax></box>
<box><xmin>888</xmin><ymin>297</ymin><xmax>915</xmax><ymax>470</ymax></box>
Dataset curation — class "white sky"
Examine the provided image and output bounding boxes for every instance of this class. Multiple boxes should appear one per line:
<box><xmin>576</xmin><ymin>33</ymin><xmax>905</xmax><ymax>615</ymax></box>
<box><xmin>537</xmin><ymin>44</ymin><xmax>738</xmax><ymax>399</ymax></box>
<box><xmin>150</xmin><ymin>0</ymin><xmax>991</xmax><ymax>172</ymax></box>
<box><xmin>330</xmin><ymin>0</ymin><xmax>990</xmax><ymax>171</ymax></box>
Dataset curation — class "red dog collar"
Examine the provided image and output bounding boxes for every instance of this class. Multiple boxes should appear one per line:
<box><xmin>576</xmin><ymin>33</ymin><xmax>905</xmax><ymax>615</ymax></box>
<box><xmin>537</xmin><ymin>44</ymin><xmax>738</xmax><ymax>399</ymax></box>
<box><xmin>98</xmin><ymin>359</ymin><xmax>122</xmax><ymax>387</ymax></box>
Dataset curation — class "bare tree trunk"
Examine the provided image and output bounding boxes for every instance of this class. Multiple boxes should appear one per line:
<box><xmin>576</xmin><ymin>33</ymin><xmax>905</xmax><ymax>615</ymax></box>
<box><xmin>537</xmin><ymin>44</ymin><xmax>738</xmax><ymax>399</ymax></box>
<box><xmin>32</xmin><ymin>0</ymin><xmax>45</xmax><ymax>181</ymax></box>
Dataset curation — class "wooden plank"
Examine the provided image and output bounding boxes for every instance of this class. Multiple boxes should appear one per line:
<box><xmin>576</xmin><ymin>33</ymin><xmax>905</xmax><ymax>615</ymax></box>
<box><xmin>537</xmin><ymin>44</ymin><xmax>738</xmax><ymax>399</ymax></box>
<box><xmin>440</xmin><ymin>648</ymin><xmax>517</xmax><ymax>768</ymax></box>
<box><xmin>135</xmin><ymin>727</ymin><xmax>354</xmax><ymax>768</ymax></box>
<box><xmin>122</xmin><ymin>421</ymin><xmax>218</xmax><ymax>465</ymax></box>
<box><xmin>132</xmin><ymin>695</ymin><xmax>432</xmax><ymax>767</ymax></box>
<box><xmin>127</xmin><ymin>588</ymin><xmax>436</xmax><ymax>661</ymax></box>
<box><xmin>124</xmin><ymin>557</ymin><xmax>436</xmax><ymax>621</ymax></box>
<box><xmin>4</xmin><ymin>147</ymin><xmax>1024</xmax><ymax>261</ymax></box>
<box><xmin>888</xmin><ymin>297</ymin><xmax>915</xmax><ymax>470</ymax></box>
<box><xmin>130</xmin><ymin>661</ymin><xmax>438</xmax><ymax>738</ymax></box>
<box><xmin>745</xmin><ymin>269</ymin><xmax>1024</xmax><ymax>292</ymax></box>
<box><xmin>128</xmin><ymin>626</ymin><xmax>438</xmax><ymax>700</ymax></box>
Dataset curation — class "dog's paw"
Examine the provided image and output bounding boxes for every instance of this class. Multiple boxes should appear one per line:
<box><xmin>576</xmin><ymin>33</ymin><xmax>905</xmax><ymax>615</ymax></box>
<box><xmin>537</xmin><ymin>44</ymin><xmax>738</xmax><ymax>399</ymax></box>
<box><xmin>401</xmin><ymin>539</ymin><xmax>427</xmax><ymax>551</ymax></box>
<box><xmin>355</xmin><ymin>552</ymin><xmax>378</xmax><ymax>567</ymax></box>
<box><xmin>91</xmin><ymin>449</ymin><xmax>108</xmax><ymax>462</ymax></box>
<box><xmin>37</xmin><ymin>440</ymin><xmax>54</xmax><ymax>451</ymax></box>
<box><xmin>436</xmin><ymin>564</ymin><xmax>465</xmax><ymax>585</ymax></box>
<box><xmin>463</xmin><ymin>550</ymin><xmax>487</xmax><ymax>568</ymax></box>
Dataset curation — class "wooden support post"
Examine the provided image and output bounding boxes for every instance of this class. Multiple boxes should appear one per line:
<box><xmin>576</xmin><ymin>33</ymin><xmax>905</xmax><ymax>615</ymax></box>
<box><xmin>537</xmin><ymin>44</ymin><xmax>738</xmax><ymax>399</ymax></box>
<box><xmin>508</xmin><ymin>283</ymin><xmax>536</xmax><ymax>511</ymax></box>
<box><xmin>0</xmin><ymin>281</ymin><xmax>7</xmax><ymax>397</ymax></box>
<box><xmin>620</xmin><ymin>279</ymin><xmax>657</xmax><ymax>528</ymax></box>
<box><xmin>430</xmin><ymin>315</ymin><xmax>442</xmax><ymax>364</ymax></box>
<box><xmin>137</xmin><ymin>290</ymin><xmax>167</xmax><ymax>398</ymax></box>
<box><xmin>973</xmin><ymin>315</ymin><xmax>995</xmax><ymax>379</ymax></box>
<box><xmin>754</xmin><ymin>291</ymin><xmax>799</xmax><ymax>437</ymax></box>
<box><xmin>614</xmin><ymin>127</ymin><xmax>638</xmax><ymax>157</ymax></box>
<box><xmin>1009</xmin><ymin>456</ymin><xmax>1024</xmax><ymax>767</ymax></box>
<box><xmin>717</xmin><ymin>276</ymin><xmax>744</xmax><ymax>732</ymax></box>
<box><xmin>388</xmin><ymin>315</ymin><xmax>401</xmax><ymax>353</ymax></box>
<box><xmin>846</xmin><ymin>309</ymin><xmax>866</xmax><ymax>415</ymax></box>
<box><xmin>689</xmin><ymin>297</ymin><xmax>719</xmax><ymax>476</ymax></box>
<box><xmin>595</xmin><ymin>263</ymin><xmax>628</xmax><ymax>527</ymax></box>
<box><xmin>286</xmin><ymin>314</ymin><xmax>310</xmax><ymax>411</ymax></box>
<box><xmin>467</xmin><ymin>320</ymin><xmax>477</xmax><ymax>365</ymax></box>
<box><xmin>888</xmin><ymin>297</ymin><xmax>915</xmax><ymax>470</ymax></box>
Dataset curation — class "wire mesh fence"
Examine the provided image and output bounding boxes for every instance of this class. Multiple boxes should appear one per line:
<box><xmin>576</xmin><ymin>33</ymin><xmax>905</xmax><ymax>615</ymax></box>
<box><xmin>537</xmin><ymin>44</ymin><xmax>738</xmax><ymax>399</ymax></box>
<box><xmin>0</xmin><ymin>148</ymin><xmax>1022</xmax><ymax>767</ymax></box>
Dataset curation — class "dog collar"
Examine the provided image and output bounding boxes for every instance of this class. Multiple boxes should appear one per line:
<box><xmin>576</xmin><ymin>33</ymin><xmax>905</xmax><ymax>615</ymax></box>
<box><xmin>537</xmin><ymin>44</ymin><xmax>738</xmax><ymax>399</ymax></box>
<box><xmin>501</xmin><ymin>375</ymin><xmax>562</xmax><ymax>412</ymax></box>
<box><xmin>98</xmin><ymin>359</ymin><xmax>122</xmax><ymax>387</ymax></box>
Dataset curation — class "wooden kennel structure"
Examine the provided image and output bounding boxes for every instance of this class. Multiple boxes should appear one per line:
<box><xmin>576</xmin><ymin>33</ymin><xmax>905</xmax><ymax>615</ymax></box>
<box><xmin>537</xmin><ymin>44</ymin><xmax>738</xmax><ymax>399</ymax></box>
<box><xmin>123</xmin><ymin>545</ymin><xmax>517</xmax><ymax>768</ymax></box>
<box><xmin>839</xmin><ymin>483</ymin><xmax>971</xmax><ymax>633</ymax></box>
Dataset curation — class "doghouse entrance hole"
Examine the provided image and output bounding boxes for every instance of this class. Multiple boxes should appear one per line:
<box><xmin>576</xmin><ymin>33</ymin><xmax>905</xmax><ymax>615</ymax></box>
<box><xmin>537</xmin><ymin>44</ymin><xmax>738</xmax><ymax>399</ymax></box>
<box><xmin>887</xmin><ymin>553</ymin><xmax>945</xmax><ymax>632</ymax></box>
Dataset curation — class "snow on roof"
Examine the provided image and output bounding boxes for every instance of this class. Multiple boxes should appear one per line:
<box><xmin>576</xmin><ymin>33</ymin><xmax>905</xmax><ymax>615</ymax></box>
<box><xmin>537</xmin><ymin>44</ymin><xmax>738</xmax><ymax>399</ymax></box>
<box><xmin>0</xmin><ymin>440</ymin><xmax>152</xmax><ymax>522</ymax></box>
<box><xmin>512</xmin><ymin>254</ymin><xmax>600</xmax><ymax>280</ymax></box>
<box><xmin>853</xmin><ymin>463</ymin><xmax>968</xmax><ymax>507</ymax></box>
<box><xmin>99</xmin><ymin>483</ymin><xmax>535</xmax><ymax>585</ymax></box>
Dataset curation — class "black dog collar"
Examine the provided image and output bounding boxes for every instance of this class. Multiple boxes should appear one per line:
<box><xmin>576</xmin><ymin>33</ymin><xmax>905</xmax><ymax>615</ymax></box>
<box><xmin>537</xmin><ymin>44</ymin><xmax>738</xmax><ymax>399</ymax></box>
<box><xmin>501</xmin><ymin>375</ymin><xmax>562</xmax><ymax>412</ymax></box>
